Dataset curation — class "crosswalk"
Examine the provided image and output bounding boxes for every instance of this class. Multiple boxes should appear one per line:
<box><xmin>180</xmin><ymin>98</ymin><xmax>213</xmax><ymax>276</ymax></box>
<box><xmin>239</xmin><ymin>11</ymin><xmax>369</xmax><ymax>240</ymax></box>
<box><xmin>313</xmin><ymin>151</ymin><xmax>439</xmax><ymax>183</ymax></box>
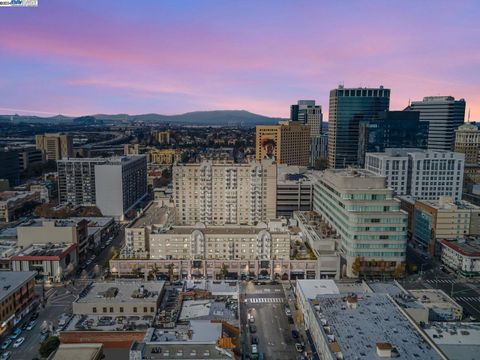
<box><xmin>454</xmin><ymin>296</ymin><xmax>480</xmax><ymax>302</ymax></box>
<box><xmin>425</xmin><ymin>279</ymin><xmax>457</xmax><ymax>284</ymax></box>
<box><xmin>247</xmin><ymin>297</ymin><xmax>285</xmax><ymax>304</ymax></box>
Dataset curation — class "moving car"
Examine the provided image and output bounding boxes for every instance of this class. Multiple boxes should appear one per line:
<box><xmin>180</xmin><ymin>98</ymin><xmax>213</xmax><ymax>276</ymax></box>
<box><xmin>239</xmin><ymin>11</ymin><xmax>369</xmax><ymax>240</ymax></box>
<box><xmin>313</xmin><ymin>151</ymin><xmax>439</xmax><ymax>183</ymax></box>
<box><xmin>251</xmin><ymin>335</ymin><xmax>258</xmax><ymax>345</ymax></box>
<box><xmin>249</xmin><ymin>324</ymin><xmax>257</xmax><ymax>333</ymax></box>
<box><xmin>251</xmin><ymin>344</ymin><xmax>258</xmax><ymax>354</ymax></box>
<box><xmin>26</xmin><ymin>320</ymin><xmax>37</xmax><ymax>330</ymax></box>
<box><xmin>12</xmin><ymin>337</ymin><xmax>25</xmax><ymax>348</ymax></box>
<box><xmin>291</xmin><ymin>330</ymin><xmax>299</xmax><ymax>339</ymax></box>
<box><xmin>9</xmin><ymin>328</ymin><xmax>21</xmax><ymax>340</ymax></box>
<box><xmin>295</xmin><ymin>343</ymin><xmax>304</xmax><ymax>353</ymax></box>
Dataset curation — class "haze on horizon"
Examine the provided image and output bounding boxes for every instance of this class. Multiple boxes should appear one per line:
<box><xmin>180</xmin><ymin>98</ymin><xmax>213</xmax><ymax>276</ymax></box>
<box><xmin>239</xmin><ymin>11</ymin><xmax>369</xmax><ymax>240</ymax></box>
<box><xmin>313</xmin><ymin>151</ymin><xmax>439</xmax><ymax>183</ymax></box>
<box><xmin>0</xmin><ymin>0</ymin><xmax>478</xmax><ymax>120</ymax></box>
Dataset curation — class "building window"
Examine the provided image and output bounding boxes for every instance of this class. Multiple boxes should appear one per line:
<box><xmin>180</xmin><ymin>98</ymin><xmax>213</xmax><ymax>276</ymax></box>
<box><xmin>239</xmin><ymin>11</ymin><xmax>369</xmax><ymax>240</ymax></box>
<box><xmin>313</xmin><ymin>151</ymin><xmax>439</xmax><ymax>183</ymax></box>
<box><xmin>144</xmin><ymin>307</ymin><xmax>148</xmax><ymax>313</ymax></box>
<box><xmin>110</xmin><ymin>307</ymin><xmax>114</xmax><ymax>313</ymax></box>
<box><xmin>133</xmin><ymin>307</ymin><xmax>137</xmax><ymax>313</ymax></box>
<box><xmin>93</xmin><ymin>307</ymin><xmax>97</xmax><ymax>313</ymax></box>
<box><xmin>120</xmin><ymin>307</ymin><xmax>124</xmax><ymax>313</ymax></box>
<box><xmin>103</xmin><ymin>307</ymin><xmax>107</xmax><ymax>313</ymax></box>
<box><xmin>150</xmin><ymin>307</ymin><xmax>155</xmax><ymax>313</ymax></box>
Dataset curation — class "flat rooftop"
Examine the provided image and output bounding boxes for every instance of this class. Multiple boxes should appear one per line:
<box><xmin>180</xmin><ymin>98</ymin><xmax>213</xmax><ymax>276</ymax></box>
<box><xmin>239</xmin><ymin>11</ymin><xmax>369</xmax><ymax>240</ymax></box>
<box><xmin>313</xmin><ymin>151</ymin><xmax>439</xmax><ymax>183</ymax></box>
<box><xmin>0</xmin><ymin>271</ymin><xmax>36</xmax><ymax>302</ymax></box>
<box><xmin>179</xmin><ymin>300</ymin><xmax>236</xmax><ymax>323</ymax></box>
<box><xmin>145</xmin><ymin>320</ymin><xmax>222</xmax><ymax>343</ymax></box>
<box><xmin>409</xmin><ymin>289</ymin><xmax>462</xmax><ymax>310</ymax></box>
<box><xmin>312</xmin><ymin>293</ymin><xmax>442</xmax><ymax>359</ymax></box>
<box><xmin>297</xmin><ymin>279</ymin><xmax>340</xmax><ymax>300</ymax></box>
<box><xmin>75</xmin><ymin>280</ymin><xmax>165</xmax><ymax>305</ymax></box>
<box><xmin>368</xmin><ymin>282</ymin><xmax>425</xmax><ymax>310</ymax></box>
<box><xmin>0</xmin><ymin>191</ymin><xmax>37</xmax><ymax>202</ymax></box>
<box><xmin>185</xmin><ymin>280</ymin><xmax>238</xmax><ymax>296</ymax></box>
<box><xmin>162</xmin><ymin>225</ymin><xmax>287</xmax><ymax>235</ymax></box>
<box><xmin>52</xmin><ymin>343</ymin><xmax>103</xmax><ymax>360</ymax></box>
<box><xmin>13</xmin><ymin>243</ymin><xmax>75</xmax><ymax>258</ymax></box>
<box><xmin>131</xmin><ymin>204</ymin><xmax>169</xmax><ymax>228</ymax></box>
<box><xmin>424</xmin><ymin>322</ymin><xmax>480</xmax><ymax>360</ymax></box>
<box><xmin>440</xmin><ymin>238</ymin><xmax>480</xmax><ymax>257</ymax></box>
<box><xmin>65</xmin><ymin>314</ymin><xmax>152</xmax><ymax>332</ymax></box>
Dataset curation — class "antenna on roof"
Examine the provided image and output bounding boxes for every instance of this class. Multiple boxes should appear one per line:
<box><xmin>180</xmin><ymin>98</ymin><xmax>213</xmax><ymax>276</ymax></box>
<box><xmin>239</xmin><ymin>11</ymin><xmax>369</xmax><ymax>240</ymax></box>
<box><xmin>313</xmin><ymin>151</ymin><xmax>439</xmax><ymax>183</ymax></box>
<box><xmin>467</xmin><ymin>108</ymin><xmax>471</xmax><ymax>122</ymax></box>
<box><xmin>408</xmin><ymin>98</ymin><xmax>411</xmax><ymax>107</ymax></box>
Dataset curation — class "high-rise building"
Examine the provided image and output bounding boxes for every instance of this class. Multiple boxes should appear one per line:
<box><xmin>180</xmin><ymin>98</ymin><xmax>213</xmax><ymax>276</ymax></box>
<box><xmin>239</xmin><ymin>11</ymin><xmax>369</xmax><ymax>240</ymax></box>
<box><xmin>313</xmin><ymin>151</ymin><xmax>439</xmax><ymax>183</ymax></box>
<box><xmin>408</xmin><ymin>96</ymin><xmax>465</xmax><ymax>151</ymax></box>
<box><xmin>58</xmin><ymin>158</ymin><xmax>106</xmax><ymax>206</ymax></box>
<box><xmin>17</xmin><ymin>146</ymin><xmax>44</xmax><ymax>170</ymax></box>
<box><xmin>365</xmin><ymin>148</ymin><xmax>465</xmax><ymax>201</ymax></box>
<box><xmin>35</xmin><ymin>133</ymin><xmax>73</xmax><ymax>161</ymax></box>
<box><xmin>357</xmin><ymin>110</ymin><xmax>428</xmax><ymax>166</ymax></box>
<box><xmin>291</xmin><ymin>100</ymin><xmax>322</xmax><ymax>137</ymax></box>
<box><xmin>256</xmin><ymin>122</ymin><xmax>310</xmax><ymax>166</ymax></box>
<box><xmin>58</xmin><ymin>156</ymin><xmax>147</xmax><ymax>218</ymax></box>
<box><xmin>95</xmin><ymin>155</ymin><xmax>148</xmax><ymax>218</ymax></box>
<box><xmin>328</xmin><ymin>86</ymin><xmax>390</xmax><ymax>168</ymax></box>
<box><xmin>0</xmin><ymin>148</ymin><xmax>20</xmax><ymax>187</ymax></box>
<box><xmin>454</xmin><ymin>123</ymin><xmax>480</xmax><ymax>165</ymax></box>
<box><xmin>173</xmin><ymin>160</ymin><xmax>276</xmax><ymax>226</ymax></box>
<box><xmin>313</xmin><ymin>169</ymin><xmax>407</xmax><ymax>277</ymax></box>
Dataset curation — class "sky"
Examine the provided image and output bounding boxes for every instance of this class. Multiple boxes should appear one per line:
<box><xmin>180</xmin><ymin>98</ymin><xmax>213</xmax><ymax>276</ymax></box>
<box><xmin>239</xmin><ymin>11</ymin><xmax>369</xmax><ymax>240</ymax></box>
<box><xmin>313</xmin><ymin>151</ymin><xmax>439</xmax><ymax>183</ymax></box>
<box><xmin>0</xmin><ymin>0</ymin><xmax>479</xmax><ymax>120</ymax></box>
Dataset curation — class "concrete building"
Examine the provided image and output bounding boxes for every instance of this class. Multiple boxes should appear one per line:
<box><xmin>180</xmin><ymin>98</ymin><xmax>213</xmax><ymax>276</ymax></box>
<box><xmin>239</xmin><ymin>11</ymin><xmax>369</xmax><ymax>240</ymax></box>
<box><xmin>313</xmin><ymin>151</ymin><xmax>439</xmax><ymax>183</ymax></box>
<box><xmin>147</xmin><ymin>148</ymin><xmax>182</xmax><ymax>164</ymax></box>
<box><xmin>440</xmin><ymin>237</ymin><xmax>480</xmax><ymax>277</ymax></box>
<box><xmin>95</xmin><ymin>155</ymin><xmax>147</xmax><ymax>218</ymax></box>
<box><xmin>454</xmin><ymin>122</ymin><xmax>480</xmax><ymax>165</ymax></box>
<box><xmin>57</xmin><ymin>158</ymin><xmax>106</xmax><ymax>206</ymax></box>
<box><xmin>328</xmin><ymin>85</ymin><xmax>390</xmax><ymax>168</ymax></box>
<box><xmin>365</xmin><ymin>148</ymin><xmax>465</xmax><ymax>201</ymax></box>
<box><xmin>413</xmin><ymin>198</ymin><xmax>480</xmax><ymax>255</ymax></box>
<box><xmin>313</xmin><ymin>169</ymin><xmax>408</xmax><ymax>277</ymax></box>
<box><xmin>296</xmin><ymin>280</ymin><xmax>445</xmax><ymax>360</ymax></box>
<box><xmin>0</xmin><ymin>271</ymin><xmax>36</xmax><ymax>336</ymax></box>
<box><xmin>17</xmin><ymin>218</ymin><xmax>89</xmax><ymax>259</ymax></box>
<box><xmin>51</xmin><ymin>344</ymin><xmax>104</xmax><ymax>360</ymax></box>
<box><xmin>408</xmin><ymin>96</ymin><xmax>466</xmax><ymax>151</ymax></box>
<box><xmin>0</xmin><ymin>191</ymin><xmax>40</xmax><ymax>223</ymax></box>
<box><xmin>17</xmin><ymin>146</ymin><xmax>44</xmax><ymax>170</ymax></box>
<box><xmin>173</xmin><ymin>160</ymin><xmax>276</xmax><ymax>226</ymax></box>
<box><xmin>291</xmin><ymin>100</ymin><xmax>322</xmax><ymax>135</ymax></box>
<box><xmin>72</xmin><ymin>280</ymin><xmax>165</xmax><ymax>316</ymax></box>
<box><xmin>143</xmin><ymin>221</ymin><xmax>291</xmax><ymax>262</ymax></box>
<box><xmin>35</xmin><ymin>133</ymin><xmax>73</xmax><ymax>161</ymax></box>
<box><xmin>255</xmin><ymin>122</ymin><xmax>310</xmax><ymax>166</ymax></box>
<box><xmin>124</xmin><ymin>143</ymin><xmax>140</xmax><ymax>155</ymax></box>
<box><xmin>276</xmin><ymin>165</ymin><xmax>320</xmax><ymax>218</ymax></box>
<box><xmin>409</xmin><ymin>289</ymin><xmax>463</xmax><ymax>321</ymax></box>
<box><xmin>152</xmin><ymin>130</ymin><xmax>171</xmax><ymax>145</ymax></box>
<box><xmin>11</xmin><ymin>243</ymin><xmax>77</xmax><ymax>282</ymax></box>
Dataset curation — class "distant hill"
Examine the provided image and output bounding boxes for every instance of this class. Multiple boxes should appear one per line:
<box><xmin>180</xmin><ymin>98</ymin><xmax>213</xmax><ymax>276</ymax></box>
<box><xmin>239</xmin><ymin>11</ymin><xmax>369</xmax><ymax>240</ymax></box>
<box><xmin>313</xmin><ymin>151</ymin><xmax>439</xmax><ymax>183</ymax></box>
<box><xmin>1</xmin><ymin>110</ymin><xmax>285</xmax><ymax>126</ymax></box>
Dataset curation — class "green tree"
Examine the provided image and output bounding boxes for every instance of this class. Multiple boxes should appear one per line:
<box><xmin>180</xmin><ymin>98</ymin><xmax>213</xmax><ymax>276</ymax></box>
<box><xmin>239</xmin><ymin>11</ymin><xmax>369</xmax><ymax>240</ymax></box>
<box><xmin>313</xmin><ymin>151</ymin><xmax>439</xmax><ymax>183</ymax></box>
<box><xmin>39</xmin><ymin>336</ymin><xmax>60</xmax><ymax>358</ymax></box>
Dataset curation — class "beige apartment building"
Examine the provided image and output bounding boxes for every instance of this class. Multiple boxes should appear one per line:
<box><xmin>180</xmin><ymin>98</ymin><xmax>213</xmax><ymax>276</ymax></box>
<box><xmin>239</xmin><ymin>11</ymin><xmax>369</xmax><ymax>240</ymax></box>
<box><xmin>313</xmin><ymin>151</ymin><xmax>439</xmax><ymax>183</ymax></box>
<box><xmin>148</xmin><ymin>148</ymin><xmax>182</xmax><ymax>164</ymax></box>
<box><xmin>256</xmin><ymin>121</ymin><xmax>310</xmax><ymax>166</ymax></box>
<box><xmin>35</xmin><ymin>133</ymin><xmax>73</xmax><ymax>161</ymax></box>
<box><xmin>173</xmin><ymin>160</ymin><xmax>276</xmax><ymax>226</ymax></box>
<box><xmin>148</xmin><ymin>222</ymin><xmax>291</xmax><ymax>261</ymax></box>
<box><xmin>454</xmin><ymin>123</ymin><xmax>480</xmax><ymax>165</ymax></box>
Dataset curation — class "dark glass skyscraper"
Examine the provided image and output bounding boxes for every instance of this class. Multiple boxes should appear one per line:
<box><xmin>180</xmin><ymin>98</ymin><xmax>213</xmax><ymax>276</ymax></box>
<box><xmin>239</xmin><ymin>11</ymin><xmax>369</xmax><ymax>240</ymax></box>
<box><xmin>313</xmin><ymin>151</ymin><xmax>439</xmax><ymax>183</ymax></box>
<box><xmin>328</xmin><ymin>86</ymin><xmax>390</xmax><ymax>168</ymax></box>
<box><xmin>357</xmin><ymin>110</ymin><xmax>429</xmax><ymax>166</ymax></box>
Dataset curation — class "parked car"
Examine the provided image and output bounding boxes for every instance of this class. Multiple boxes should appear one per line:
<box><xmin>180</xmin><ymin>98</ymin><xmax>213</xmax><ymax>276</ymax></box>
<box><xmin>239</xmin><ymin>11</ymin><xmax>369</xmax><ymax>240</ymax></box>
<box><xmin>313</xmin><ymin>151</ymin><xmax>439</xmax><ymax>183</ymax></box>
<box><xmin>26</xmin><ymin>320</ymin><xmax>37</xmax><ymax>330</ymax></box>
<box><xmin>249</xmin><ymin>324</ymin><xmax>257</xmax><ymax>333</ymax></box>
<box><xmin>1</xmin><ymin>340</ymin><xmax>12</xmax><ymax>350</ymax></box>
<box><xmin>9</xmin><ymin>328</ymin><xmax>21</xmax><ymax>339</ymax></box>
<box><xmin>12</xmin><ymin>337</ymin><xmax>25</xmax><ymax>348</ymax></box>
<box><xmin>251</xmin><ymin>336</ymin><xmax>258</xmax><ymax>345</ymax></box>
<box><xmin>251</xmin><ymin>344</ymin><xmax>258</xmax><ymax>354</ymax></box>
<box><xmin>291</xmin><ymin>330</ymin><xmax>299</xmax><ymax>339</ymax></box>
<box><xmin>30</xmin><ymin>312</ymin><xmax>39</xmax><ymax>321</ymax></box>
<box><xmin>0</xmin><ymin>351</ymin><xmax>11</xmax><ymax>360</ymax></box>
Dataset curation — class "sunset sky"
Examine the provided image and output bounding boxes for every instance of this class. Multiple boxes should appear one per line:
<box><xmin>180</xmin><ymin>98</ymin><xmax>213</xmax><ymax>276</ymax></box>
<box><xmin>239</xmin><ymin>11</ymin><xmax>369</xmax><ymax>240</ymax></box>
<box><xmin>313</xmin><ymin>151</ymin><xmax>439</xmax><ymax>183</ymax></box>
<box><xmin>0</xmin><ymin>0</ymin><xmax>478</xmax><ymax>120</ymax></box>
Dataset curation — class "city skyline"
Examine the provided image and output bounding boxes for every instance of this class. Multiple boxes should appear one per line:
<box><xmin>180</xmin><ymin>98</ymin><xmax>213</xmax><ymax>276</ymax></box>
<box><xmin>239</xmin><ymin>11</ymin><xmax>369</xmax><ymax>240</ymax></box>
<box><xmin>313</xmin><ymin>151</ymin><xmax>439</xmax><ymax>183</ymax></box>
<box><xmin>0</xmin><ymin>0</ymin><xmax>478</xmax><ymax>120</ymax></box>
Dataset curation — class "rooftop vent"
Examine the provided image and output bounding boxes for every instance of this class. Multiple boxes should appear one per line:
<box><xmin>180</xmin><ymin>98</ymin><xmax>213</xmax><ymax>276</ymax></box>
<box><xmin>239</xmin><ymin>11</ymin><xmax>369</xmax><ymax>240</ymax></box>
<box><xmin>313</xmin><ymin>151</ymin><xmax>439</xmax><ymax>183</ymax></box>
<box><xmin>376</xmin><ymin>343</ymin><xmax>393</xmax><ymax>358</ymax></box>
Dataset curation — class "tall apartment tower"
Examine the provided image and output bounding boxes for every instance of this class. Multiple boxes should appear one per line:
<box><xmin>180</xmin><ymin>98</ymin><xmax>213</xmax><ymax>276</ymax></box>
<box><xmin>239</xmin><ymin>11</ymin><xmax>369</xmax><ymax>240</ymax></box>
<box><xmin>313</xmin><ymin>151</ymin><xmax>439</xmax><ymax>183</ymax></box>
<box><xmin>35</xmin><ymin>133</ymin><xmax>73</xmax><ymax>161</ymax></box>
<box><xmin>313</xmin><ymin>169</ymin><xmax>407</xmax><ymax>278</ymax></box>
<box><xmin>58</xmin><ymin>156</ymin><xmax>147</xmax><ymax>218</ymax></box>
<box><xmin>408</xmin><ymin>96</ymin><xmax>465</xmax><ymax>151</ymax></box>
<box><xmin>95</xmin><ymin>156</ymin><xmax>148</xmax><ymax>218</ymax></box>
<box><xmin>173</xmin><ymin>160</ymin><xmax>277</xmax><ymax>226</ymax></box>
<box><xmin>256</xmin><ymin>122</ymin><xmax>310</xmax><ymax>166</ymax></box>
<box><xmin>454</xmin><ymin>123</ymin><xmax>480</xmax><ymax>165</ymax></box>
<box><xmin>57</xmin><ymin>158</ymin><xmax>106</xmax><ymax>206</ymax></box>
<box><xmin>328</xmin><ymin>86</ymin><xmax>390</xmax><ymax>168</ymax></box>
<box><xmin>291</xmin><ymin>100</ymin><xmax>323</xmax><ymax>137</ymax></box>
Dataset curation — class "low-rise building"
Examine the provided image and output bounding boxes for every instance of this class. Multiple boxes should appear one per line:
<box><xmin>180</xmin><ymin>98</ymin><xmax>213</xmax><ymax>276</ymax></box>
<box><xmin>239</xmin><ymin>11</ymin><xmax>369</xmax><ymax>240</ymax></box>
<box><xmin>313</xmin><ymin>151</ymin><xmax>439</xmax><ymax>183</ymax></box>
<box><xmin>409</xmin><ymin>289</ymin><xmax>463</xmax><ymax>321</ymax></box>
<box><xmin>0</xmin><ymin>191</ymin><xmax>40</xmax><ymax>223</ymax></box>
<box><xmin>413</xmin><ymin>197</ymin><xmax>480</xmax><ymax>255</ymax></box>
<box><xmin>17</xmin><ymin>218</ymin><xmax>89</xmax><ymax>260</ymax></box>
<box><xmin>51</xmin><ymin>343</ymin><xmax>104</xmax><ymax>360</ymax></box>
<box><xmin>296</xmin><ymin>280</ymin><xmax>446</xmax><ymax>360</ymax></box>
<box><xmin>73</xmin><ymin>280</ymin><xmax>164</xmax><ymax>316</ymax></box>
<box><xmin>11</xmin><ymin>243</ymin><xmax>78</xmax><ymax>282</ymax></box>
<box><xmin>440</xmin><ymin>237</ymin><xmax>480</xmax><ymax>276</ymax></box>
<box><xmin>0</xmin><ymin>271</ymin><xmax>37</xmax><ymax>335</ymax></box>
<box><xmin>147</xmin><ymin>148</ymin><xmax>181</xmax><ymax>164</ymax></box>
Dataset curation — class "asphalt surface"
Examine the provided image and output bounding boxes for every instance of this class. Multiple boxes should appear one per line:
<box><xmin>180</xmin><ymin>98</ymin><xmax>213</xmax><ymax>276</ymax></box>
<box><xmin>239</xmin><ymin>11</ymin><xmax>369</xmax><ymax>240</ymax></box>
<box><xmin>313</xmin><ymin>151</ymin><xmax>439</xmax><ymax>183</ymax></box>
<box><xmin>240</xmin><ymin>282</ymin><xmax>301</xmax><ymax>360</ymax></box>
<box><xmin>0</xmin><ymin>224</ymin><xmax>125</xmax><ymax>359</ymax></box>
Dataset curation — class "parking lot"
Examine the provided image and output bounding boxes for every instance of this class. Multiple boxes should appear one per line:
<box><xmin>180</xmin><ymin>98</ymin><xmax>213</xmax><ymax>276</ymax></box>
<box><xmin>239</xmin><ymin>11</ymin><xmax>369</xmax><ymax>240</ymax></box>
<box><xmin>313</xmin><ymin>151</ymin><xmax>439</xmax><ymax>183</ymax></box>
<box><xmin>240</xmin><ymin>281</ymin><xmax>303</xmax><ymax>360</ymax></box>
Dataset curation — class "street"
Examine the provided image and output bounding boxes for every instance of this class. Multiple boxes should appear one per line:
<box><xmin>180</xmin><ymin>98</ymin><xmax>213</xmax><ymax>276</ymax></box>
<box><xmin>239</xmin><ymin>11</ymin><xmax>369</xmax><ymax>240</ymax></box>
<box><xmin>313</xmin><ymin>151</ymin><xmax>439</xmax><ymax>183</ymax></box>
<box><xmin>240</xmin><ymin>281</ymin><xmax>303</xmax><ymax>360</ymax></box>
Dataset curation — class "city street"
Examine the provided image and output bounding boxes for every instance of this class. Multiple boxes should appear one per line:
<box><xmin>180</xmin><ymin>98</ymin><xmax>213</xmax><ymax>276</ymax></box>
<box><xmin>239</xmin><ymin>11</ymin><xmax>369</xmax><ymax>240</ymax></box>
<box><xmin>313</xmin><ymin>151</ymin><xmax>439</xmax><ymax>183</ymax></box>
<box><xmin>240</xmin><ymin>281</ymin><xmax>301</xmax><ymax>360</ymax></box>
